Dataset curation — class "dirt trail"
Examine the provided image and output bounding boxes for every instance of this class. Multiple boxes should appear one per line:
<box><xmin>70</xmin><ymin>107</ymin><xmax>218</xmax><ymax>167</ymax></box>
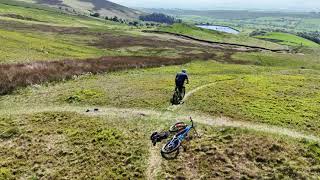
<box><xmin>167</xmin><ymin>83</ymin><xmax>216</xmax><ymax>111</ymax></box>
<box><xmin>146</xmin><ymin>145</ymin><xmax>162</xmax><ymax>180</ymax></box>
<box><xmin>6</xmin><ymin>105</ymin><xmax>318</xmax><ymax>143</ymax></box>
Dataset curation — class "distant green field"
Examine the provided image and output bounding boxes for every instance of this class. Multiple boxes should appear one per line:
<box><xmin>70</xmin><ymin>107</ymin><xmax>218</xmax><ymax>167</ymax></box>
<box><xmin>158</xmin><ymin>23</ymin><xmax>285</xmax><ymax>49</ymax></box>
<box><xmin>255</xmin><ymin>32</ymin><xmax>320</xmax><ymax>47</ymax></box>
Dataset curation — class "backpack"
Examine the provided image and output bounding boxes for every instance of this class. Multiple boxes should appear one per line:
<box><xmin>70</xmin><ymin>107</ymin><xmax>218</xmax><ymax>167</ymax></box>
<box><xmin>150</xmin><ymin>131</ymin><xmax>169</xmax><ymax>146</ymax></box>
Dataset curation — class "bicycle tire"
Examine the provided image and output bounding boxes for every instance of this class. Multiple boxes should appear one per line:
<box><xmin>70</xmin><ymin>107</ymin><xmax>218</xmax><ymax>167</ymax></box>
<box><xmin>161</xmin><ymin>137</ymin><xmax>181</xmax><ymax>154</ymax></box>
<box><xmin>161</xmin><ymin>146</ymin><xmax>180</xmax><ymax>159</ymax></box>
<box><xmin>171</xmin><ymin>90</ymin><xmax>180</xmax><ymax>105</ymax></box>
<box><xmin>169</xmin><ymin>122</ymin><xmax>187</xmax><ymax>133</ymax></box>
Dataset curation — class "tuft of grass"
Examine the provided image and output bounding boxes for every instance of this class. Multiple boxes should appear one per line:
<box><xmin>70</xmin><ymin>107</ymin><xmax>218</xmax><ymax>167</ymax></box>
<box><xmin>0</xmin><ymin>168</ymin><xmax>13</xmax><ymax>180</ymax></box>
<box><xmin>65</xmin><ymin>89</ymin><xmax>106</xmax><ymax>104</ymax></box>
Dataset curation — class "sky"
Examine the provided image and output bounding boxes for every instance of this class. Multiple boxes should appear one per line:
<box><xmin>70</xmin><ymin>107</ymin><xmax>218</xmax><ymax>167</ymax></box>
<box><xmin>111</xmin><ymin>0</ymin><xmax>320</xmax><ymax>11</ymax></box>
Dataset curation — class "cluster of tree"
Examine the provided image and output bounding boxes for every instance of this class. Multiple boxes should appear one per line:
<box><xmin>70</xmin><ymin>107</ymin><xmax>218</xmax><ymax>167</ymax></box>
<box><xmin>249</xmin><ymin>30</ymin><xmax>267</xmax><ymax>37</ymax></box>
<box><xmin>249</xmin><ymin>29</ymin><xmax>289</xmax><ymax>37</ymax></box>
<box><xmin>105</xmin><ymin>16</ymin><xmax>126</xmax><ymax>23</ymax></box>
<box><xmin>139</xmin><ymin>13</ymin><xmax>181</xmax><ymax>24</ymax></box>
<box><xmin>297</xmin><ymin>31</ymin><xmax>320</xmax><ymax>44</ymax></box>
<box><xmin>59</xmin><ymin>6</ymin><xmax>77</xmax><ymax>14</ymax></box>
<box><xmin>88</xmin><ymin>12</ymin><xmax>162</xmax><ymax>27</ymax></box>
<box><xmin>90</xmin><ymin>12</ymin><xmax>100</xmax><ymax>17</ymax></box>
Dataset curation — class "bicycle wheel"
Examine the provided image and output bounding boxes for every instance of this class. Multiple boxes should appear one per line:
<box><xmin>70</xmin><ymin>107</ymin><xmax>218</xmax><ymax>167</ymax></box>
<box><xmin>169</xmin><ymin>122</ymin><xmax>187</xmax><ymax>133</ymax></box>
<box><xmin>161</xmin><ymin>146</ymin><xmax>180</xmax><ymax>159</ymax></box>
<box><xmin>171</xmin><ymin>91</ymin><xmax>180</xmax><ymax>105</ymax></box>
<box><xmin>161</xmin><ymin>137</ymin><xmax>181</xmax><ymax>154</ymax></box>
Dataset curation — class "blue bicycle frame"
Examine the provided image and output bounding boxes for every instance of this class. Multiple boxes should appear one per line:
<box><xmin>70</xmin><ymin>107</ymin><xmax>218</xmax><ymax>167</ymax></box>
<box><xmin>161</xmin><ymin>117</ymin><xmax>197</xmax><ymax>155</ymax></box>
<box><xmin>176</xmin><ymin>125</ymin><xmax>192</xmax><ymax>141</ymax></box>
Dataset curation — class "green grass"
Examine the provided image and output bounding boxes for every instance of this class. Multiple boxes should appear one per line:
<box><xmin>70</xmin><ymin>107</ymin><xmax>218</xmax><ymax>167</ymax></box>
<box><xmin>255</xmin><ymin>32</ymin><xmax>320</xmax><ymax>47</ymax></box>
<box><xmin>160</xmin><ymin>126</ymin><xmax>320</xmax><ymax>179</ymax></box>
<box><xmin>1</xmin><ymin>1</ymin><xmax>320</xmax><ymax>178</ymax></box>
<box><xmin>2</xmin><ymin>107</ymin><xmax>319</xmax><ymax>179</ymax></box>
<box><xmin>0</xmin><ymin>29</ymin><xmax>110</xmax><ymax>63</ymax></box>
<box><xmin>0</xmin><ymin>111</ymin><xmax>163</xmax><ymax>179</ymax></box>
<box><xmin>232</xmin><ymin>50</ymin><xmax>320</xmax><ymax>69</ymax></box>
<box><xmin>2</xmin><ymin>54</ymin><xmax>320</xmax><ymax>135</ymax></box>
<box><xmin>0</xmin><ymin>1</ymin><xmax>110</xmax><ymax>28</ymax></box>
<box><xmin>158</xmin><ymin>23</ymin><xmax>285</xmax><ymax>50</ymax></box>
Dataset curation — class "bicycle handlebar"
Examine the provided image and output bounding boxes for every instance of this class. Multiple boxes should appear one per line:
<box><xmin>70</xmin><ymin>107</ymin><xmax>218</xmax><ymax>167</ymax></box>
<box><xmin>190</xmin><ymin>116</ymin><xmax>193</xmax><ymax>127</ymax></box>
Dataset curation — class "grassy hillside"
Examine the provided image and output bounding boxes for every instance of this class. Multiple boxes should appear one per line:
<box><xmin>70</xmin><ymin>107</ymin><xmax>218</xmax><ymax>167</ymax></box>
<box><xmin>255</xmin><ymin>32</ymin><xmax>320</xmax><ymax>47</ymax></box>
<box><xmin>1</xmin><ymin>1</ymin><xmax>320</xmax><ymax>179</ymax></box>
<box><xmin>15</xmin><ymin>0</ymin><xmax>143</xmax><ymax>19</ymax></box>
<box><xmin>158</xmin><ymin>23</ymin><xmax>286</xmax><ymax>50</ymax></box>
<box><xmin>1</xmin><ymin>58</ymin><xmax>320</xmax><ymax>179</ymax></box>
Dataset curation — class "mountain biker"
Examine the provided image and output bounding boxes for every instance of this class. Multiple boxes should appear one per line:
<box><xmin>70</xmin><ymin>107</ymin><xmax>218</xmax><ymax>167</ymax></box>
<box><xmin>175</xmin><ymin>69</ymin><xmax>189</xmax><ymax>100</ymax></box>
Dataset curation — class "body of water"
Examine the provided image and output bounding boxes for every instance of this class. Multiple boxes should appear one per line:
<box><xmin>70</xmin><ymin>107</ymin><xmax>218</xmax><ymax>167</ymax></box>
<box><xmin>196</xmin><ymin>25</ymin><xmax>240</xmax><ymax>34</ymax></box>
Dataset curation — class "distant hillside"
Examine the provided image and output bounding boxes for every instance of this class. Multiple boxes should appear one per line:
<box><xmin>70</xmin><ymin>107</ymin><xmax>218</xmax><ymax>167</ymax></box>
<box><xmin>16</xmin><ymin>0</ymin><xmax>143</xmax><ymax>19</ymax></box>
<box><xmin>141</xmin><ymin>8</ymin><xmax>320</xmax><ymax>19</ymax></box>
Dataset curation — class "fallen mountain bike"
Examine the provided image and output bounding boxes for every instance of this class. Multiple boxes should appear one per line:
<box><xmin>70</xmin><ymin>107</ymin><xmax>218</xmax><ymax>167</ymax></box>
<box><xmin>161</xmin><ymin>117</ymin><xmax>199</xmax><ymax>159</ymax></box>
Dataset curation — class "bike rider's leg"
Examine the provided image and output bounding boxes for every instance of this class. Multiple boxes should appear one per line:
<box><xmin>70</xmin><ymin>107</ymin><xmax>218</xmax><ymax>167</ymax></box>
<box><xmin>178</xmin><ymin>86</ymin><xmax>183</xmax><ymax>100</ymax></box>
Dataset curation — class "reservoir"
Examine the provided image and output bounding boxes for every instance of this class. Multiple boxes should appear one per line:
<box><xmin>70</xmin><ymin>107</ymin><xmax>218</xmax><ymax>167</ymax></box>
<box><xmin>196</xmin><ymin>25</ymin><xmax>240</xmax><ymax>34</ymax></box>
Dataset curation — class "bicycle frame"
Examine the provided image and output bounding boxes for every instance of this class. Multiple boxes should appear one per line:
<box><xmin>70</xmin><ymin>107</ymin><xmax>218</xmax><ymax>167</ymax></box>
<box><xmin>176</xmin><ymin>125</ymin><xmax>192</xmax><ymax>141</ymax></box>
<box><xmin>168</xmin><ymin>118</ymin><xmax>194</xmax><ymax>146</ymax></box>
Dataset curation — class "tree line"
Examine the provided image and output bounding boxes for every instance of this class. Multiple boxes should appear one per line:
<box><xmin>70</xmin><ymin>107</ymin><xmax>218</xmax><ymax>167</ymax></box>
<box><xmin>139</xmin><ymin>13</ymin><xmax>182</xmax><ymax>24</ymax></box>
<box><xmin>297</xmin><ymin>31</ymin><xmax>320</xmax><ymax>44</ymax></box>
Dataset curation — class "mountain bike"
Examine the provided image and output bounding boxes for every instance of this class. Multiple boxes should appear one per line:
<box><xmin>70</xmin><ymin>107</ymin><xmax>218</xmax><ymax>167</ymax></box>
<box><xmin>161</xmin><ymin>117</ymin><xmax>199</xmax><ymax>159</ymax></box>
<box><xmin>170</xmin><ymin>86</ymin><xmax>185</xmax><ymax>105</ymax></box>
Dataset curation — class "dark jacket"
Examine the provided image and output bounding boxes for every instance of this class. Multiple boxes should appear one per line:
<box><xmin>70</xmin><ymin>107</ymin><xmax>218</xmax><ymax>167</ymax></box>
<box><xmin>175</xmin><ymin>72</ymin><xmax>189</xmax><ymax>87</ymax></box>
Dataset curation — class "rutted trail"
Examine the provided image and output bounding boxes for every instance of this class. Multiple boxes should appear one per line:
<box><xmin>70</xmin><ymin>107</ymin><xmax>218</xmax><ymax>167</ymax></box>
<box><xmin>146</xmin><ymin>145</ymin><xmax>162</xmax><ymax>180</ymax></box>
